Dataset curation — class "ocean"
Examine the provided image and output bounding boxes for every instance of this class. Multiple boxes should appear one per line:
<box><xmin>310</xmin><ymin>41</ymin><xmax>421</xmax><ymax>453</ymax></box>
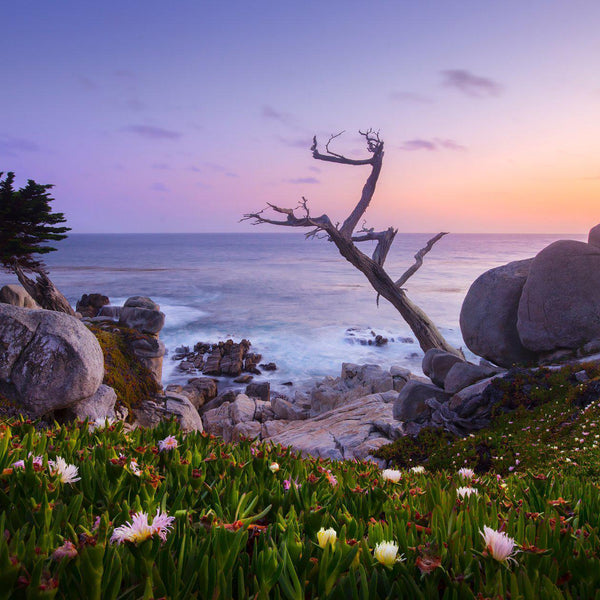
<box><xmin>0</xmin><ymin>232</ymin><xmax>586</xmax><ymax>390</ymax></box>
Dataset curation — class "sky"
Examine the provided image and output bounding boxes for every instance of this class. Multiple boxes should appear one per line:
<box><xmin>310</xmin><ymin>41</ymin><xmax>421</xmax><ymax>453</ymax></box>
<box><xmin>1</xmin><ymin>1</ymin><xmax>599</xmax><ymax>234</ymax></box>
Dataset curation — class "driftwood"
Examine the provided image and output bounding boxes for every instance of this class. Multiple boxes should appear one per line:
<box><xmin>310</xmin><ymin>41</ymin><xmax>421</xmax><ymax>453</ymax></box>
<box><xmin>14</xmin><ymin>264</ymin><xmax>76</xmax><ymax>316</ymax></box>
<box><xmin>243</xmin><ymin>129</ymin><xmax>462</xmax><ymax>357</ymax></box>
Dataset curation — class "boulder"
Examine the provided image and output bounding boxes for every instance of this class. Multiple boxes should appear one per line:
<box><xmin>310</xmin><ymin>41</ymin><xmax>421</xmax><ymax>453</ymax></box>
<box><xmin>271</xmin><ymin>396</ymin><xmax>309</xmax><ymax>420</ymax></box>
<box><xmin>119</xmin><ymin>306</ymin><xmax>165</xmax><ymax>335</ymax></box>
<box><xmin>61</xmin><ymin>384</ymin><xmax>117</xmax><ymax>422</ymax></box>
<box><xmin>231</xmin><ymin>421</ymin><xmax>262</xmax><ymax>442</ymax></box>
<box><xmin>444</xmin><ymin>362</ymin><xmax>502</xmax><ymax>394</ymax></box>
<box><xmin>245</xmin><ymin>381</ymin><xmax>270</xmax><ymax>403</ymax></box>
<box><xmin>98</xmin><ymin>306</ymin><xmax>122</xmax><ymax>319</ymax></box>
<box><xmin>517</xmin><ymin>240</ymin><xmax>600</xmax><ymax>352</ymax></box>
<box><xmin>230</xmin><ymin>393</ymin><xmax>256</xmax><ymax>424</ymax></box>
<box><xmin>392</xmin><ymin>380</ymin><xmax>451</xmax><ymax>423</ymax></box>
<box><xmin>0</xmin><ymin>284</ymin><xmax>38</xmax><ymax>309</ymax></box>
<box><xmin>128</xmin><ymin>336</ymin><xmax>166</xmax><ymax>385</ymax></box>
<box><xmin>183</xmin><ymin>377</ymin><xmax>218</xmax><ymax>409</ymax></box>
<box><xmin>124</xmin><ymin>296</ymin><xmax>160</xmax><ymax>311</ymax></box>
<box><xmin>423</xmin><ymin>350</ymin><xmax>464</xmax><ymax>388</ymax></box>
<box><xmin>0</xmin><ymin>305</ymin><xmax>104</xmax><ymax>416</ymax></box>
<box><xmin>460</xmin><ymin>258</ymin><xmax>536</xmax><ymax>367</ymax></box>
<box><xmin>202</xmin><ymin>402</ymin><xmax>233</xmax><ymax>441</ymax></box>
<box><xmin>589</xmin><ymin>224</ymin><xmax>600</xmax><ymax>248</ymax></box>
<box><xmin>76</xmin><ymin>293</ymin><xmax>109</xmax><ymax>318</ymax></box>
<box><xmin>133</xmin><ymin>392</ymin><xmax>203</xmax><ymax>432</ymax></box>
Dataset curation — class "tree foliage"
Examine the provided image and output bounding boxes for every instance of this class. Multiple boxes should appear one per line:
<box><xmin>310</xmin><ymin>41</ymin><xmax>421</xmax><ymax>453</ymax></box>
<box><xmin>0</xmin><ymin>171</ymin><xmax>70</xmax><ymax>273</ymax></box>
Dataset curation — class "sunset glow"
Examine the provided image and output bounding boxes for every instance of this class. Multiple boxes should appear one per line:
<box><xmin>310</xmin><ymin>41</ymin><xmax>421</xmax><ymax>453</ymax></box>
<box><xmin>2</xmin><ymin>1</ymin><xmax>598</xmax><ymax>233</ymax></box>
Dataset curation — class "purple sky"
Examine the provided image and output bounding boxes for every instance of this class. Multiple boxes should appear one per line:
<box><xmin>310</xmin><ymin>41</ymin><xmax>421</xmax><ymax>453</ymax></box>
<box><xmin>2</xmin><ymin>1</ymin><xmax>599</xmax><ymax>233</ymax></box>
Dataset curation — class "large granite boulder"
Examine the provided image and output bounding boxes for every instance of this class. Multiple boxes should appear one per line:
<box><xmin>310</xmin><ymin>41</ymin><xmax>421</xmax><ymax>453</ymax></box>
<box><xmin>0</xmin><ymin>284</ymin><xmax>39</xmax><ymax>309</ymax></box>
<box><xmin>460</xmin><ymin>259</ymin><xmax>537</xmax><ymax>367</ymax></box>
<box><xmin>422</xmin><ymin>349</ymin><xmax>464</xmax><ymax>388</ymax></box>
<box><xmin>59</xmin><ymin>384</ymin><xmax>117</xmax><ymax>422</ymax></box>
<box><xmin>0</xmin><ymin>305</ymin><xmax>104</xmax><ymax>416</ymax></box>
<box><xmin>517</xmin><ymin>240</ymin><xmax>600</xmax><ymax>352</ymax></box>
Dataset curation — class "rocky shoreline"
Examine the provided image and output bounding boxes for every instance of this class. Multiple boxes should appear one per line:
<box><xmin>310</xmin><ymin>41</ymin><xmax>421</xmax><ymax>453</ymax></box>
<box><xmin>1</xmin><ymin>226</ymin><xmax>600</xmax><ymax>462</ymax></box>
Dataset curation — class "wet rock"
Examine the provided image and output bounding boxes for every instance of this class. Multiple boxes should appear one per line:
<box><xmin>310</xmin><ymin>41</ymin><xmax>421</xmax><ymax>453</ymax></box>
<box><xmin>76</xmin><ymin>293</ymin><xmax>109</xmax><ymax>318</ymax></box>
<box><xmin>234</xmin><ymin>374</ymin><xmax>253</xmax><ymax>384</ymax></box>
<box><xmin>245</xmin><ymin>381</ymin><xmax>270</xmax><ymax>402</ymax></box>
<box><xmin>422</xmin><ymin>349</ymin><xmax>464</xmax><ymax>388</ymax></box>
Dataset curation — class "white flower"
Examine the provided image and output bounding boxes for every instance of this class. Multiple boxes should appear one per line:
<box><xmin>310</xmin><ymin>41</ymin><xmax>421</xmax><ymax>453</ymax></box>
<box><xmin>110</xmin><ymin>508</ymin><xmax>175</xmax><ymax>544</ymax></box>
<box><xmin>317</xmin><ymin>527</ymin><xmax>337</xmax><ymax>548</ymax></box>
<box><xmin>456</xmin><ymin>486</ymin><xmax>479</xmax><ymax>498</ymax></box>
<box><xmin>458</xmin><ymin>467</ymin><xmax>475</xmax><ymax>479</ymax></box>
<box><xmin>269</xmin><ymin>462</ymin><xmax>280</xmax><ymax>473</ymax></box>
<box><xmin>158</xmin><ymin>435</ymin><xmax>178</xmax><ymax>452</ymax></box>
<box><xmin>50</xmin><ymin>457</ymin><xmax>80</xmax><ymax>484</ymax></box>
<box><xmin>374</xmin><ymin>541</ymin><xmax>404</xmax><ymax>566</ymax></box>
<box><xmin>480</xmin><ymin>526</ymin><xmax>518</xmax><ymax>563</ymax></box>
<box><xmin>381</xmin><ymin>469</ymin><xmax>402</xmax><ymax>483</ymax></box>
<box><xmin>411</xmin><ymin>466</ymin><xmax>426</xmax><ymax>474</ymax></box>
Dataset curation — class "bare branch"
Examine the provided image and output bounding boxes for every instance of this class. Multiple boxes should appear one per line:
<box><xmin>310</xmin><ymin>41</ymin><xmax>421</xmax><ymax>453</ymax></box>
<box><xmin>394</xmin><ymin>232</ymin><xmax>448</xmax><ymax>288</ymax></box>
<box><xmin>312</xmin><ymin>131</ymin><xmax>374</xmax><ymax>166</ymax></box>
<box><xmin>242</xmin><ymin>201</ymin><xmax>334</xmax><ymax>232</ymax></box>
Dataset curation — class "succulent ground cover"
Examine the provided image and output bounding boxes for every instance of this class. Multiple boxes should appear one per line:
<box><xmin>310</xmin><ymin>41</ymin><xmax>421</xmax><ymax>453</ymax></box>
<box><xmin>2</xmin><ymin>414</ymin><xmax>600</xmax><ymax>599</ymax></box>
<box><xmin>377</xmin><ymin>362</ymin><xmax>600</xmax><ymax>480</ymax></box>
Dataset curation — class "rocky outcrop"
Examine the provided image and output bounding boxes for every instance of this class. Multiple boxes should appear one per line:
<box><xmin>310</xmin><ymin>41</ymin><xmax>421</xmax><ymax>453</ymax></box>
<box><xmin>517</xmin><ymin>240</ymin><xmax>600</xmax><ymax>353</ymax></box>
<box><xmin>0</xmin><ymin>284</ymin><xmax>39</xmax><ymax>309</ymax></box>
<box><xmin>58</xmin><ymin>384</ymin><xmax>117</xmax><ymax>422</ymax></box>
<box><xmin>422</xmin><ymin>349</ymin><xmax>464</xmax><ymax>388</ymax></box>
<box><xmin>460</xmin><ymin>226</ymin><xmax>600</xmax><ymax>368</ymax></box>
<box><xmin>132</xmin><ymin>392</ymin><xmax>203</xmax><ymax>432</ymax></box>
<box><xmin>173</xmin><ymin>339</ymin><xmax>257</xmax><ymax>378</ymax></box>
<box><xmin>460</xmin><ymin>259</ymin><xmax>535</xmax><ymax>367</ymax></box>
<box><xmin>0</xmin><ymin>305</ymin><xmax>104</xmax><ymax>416</ymax></box>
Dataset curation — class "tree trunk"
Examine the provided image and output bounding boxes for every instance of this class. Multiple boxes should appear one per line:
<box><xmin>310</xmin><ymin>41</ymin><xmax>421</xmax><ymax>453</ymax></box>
<box><xmin>15</xmin><ymin>265</ymin><xmax>76</xmax><ymax>316</ymax></box>
<box><xmin>332</xmin><ymin>233</ymin><xmax>462</xmax><ymax>356</ymax></box>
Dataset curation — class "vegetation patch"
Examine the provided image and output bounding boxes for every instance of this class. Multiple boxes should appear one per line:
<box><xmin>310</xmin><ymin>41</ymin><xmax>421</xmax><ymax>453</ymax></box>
<box><xmin>377</xmin><ymin>362</ymin><xmax>600</xmax><ymax>479</ymax></box>
<box><xmin>86</xmin><ymin>323</ymin><xmax>160</xmax><ymax>414</ymax></box>
<box><xmin>2</xmin><ymin>417</ymin><xmax>600</xmax><ymax>598</ymax></box>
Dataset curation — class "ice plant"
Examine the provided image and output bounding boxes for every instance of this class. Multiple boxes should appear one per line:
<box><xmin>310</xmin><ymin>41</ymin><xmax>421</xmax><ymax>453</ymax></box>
<box><xmin>317</xmin><ymin>527</ymin><xmax>337</xmax><ymax>548</ymax></box>
<box><xmin>52</xmin><ymin>541</ymin><xmax>78</xmax><ymax>561</ymax></box>
<box><xmin>480</xmin><ymin>526</ymin><xmax>518</xmax><ymax>564</ymax></box>
<box><xmin>158</xmin><ymin>435</ymin><xmax>178</xmax><ymax>451</ymax></box>
<box><xmin>269</xmin><ymin>462</ymin><xmax>279</xmax><ymax>473</ymax></box>
<box><xmin>458</xmin><ymin>467</ymin><xmax>475</xmax><ymax>479</ymax></box>
<box><xmin>381</xmin><ymin>469</ymin><xmax>402</xmax><ymax>483</ymax></box>
<box><xmin>50</xmin><ymin>457</ymin><xmax>80</xmax><ymax>484</ymax></box>
<box><xmin>374</xmin><ymin>541</ymin><xmax>403</xmax><ymax>566</ymax></box>
<box><xmin>411</xmin><ymin>466</ymin><xmax>426</xmax><ymax>474</ymax></box>
<box><xmin>457</xmin><ymin>486</ymin><xmax>479</xmax><ymax>498</ymax></box>
<box><xmin>111</xmin><ymin>508</ymin><xmax>175</xmax><ymax>544</ymax></box>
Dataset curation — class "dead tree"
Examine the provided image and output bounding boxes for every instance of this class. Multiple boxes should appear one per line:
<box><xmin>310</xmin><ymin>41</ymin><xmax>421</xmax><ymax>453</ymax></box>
<box><xmin>243</xmin><ymin>129</ymin><xmax>462</xmax><ymax>357</ymax></box>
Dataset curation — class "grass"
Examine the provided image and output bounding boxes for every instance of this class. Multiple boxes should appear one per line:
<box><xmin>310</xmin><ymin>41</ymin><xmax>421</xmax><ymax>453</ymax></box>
<box><xmin>1</xmin><ymin>406</ymin><xmax>600</xmax><ymax>599</ymax></box>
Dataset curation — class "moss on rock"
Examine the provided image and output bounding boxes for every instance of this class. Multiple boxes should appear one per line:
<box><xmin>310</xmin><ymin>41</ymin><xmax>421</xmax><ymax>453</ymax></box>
<box><xmin>86</xmin><ymin>323</ymin><xmax>161</xmax><ymax>415</ymax></box>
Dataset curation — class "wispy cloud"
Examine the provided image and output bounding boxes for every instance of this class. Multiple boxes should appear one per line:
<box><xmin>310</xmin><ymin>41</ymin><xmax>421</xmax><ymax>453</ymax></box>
<box><xmin>277</xmin><ymin>135</ymin><xmax>311</xmax><ymax>149</ymax></box>
<box><xmin>151</xmin><ymin>182</ymin><xmax>168</xmax><ymax>192</ymax></box>
<box><xmin>151</xmin><ymin>162</ymin><xmax>170</xmax><ymax>170</ymax></box>
<box><xmin>399</xmin><ymin>138</ymin><xmax>466</xmax><ymax>152</ymax></box>
<box><xmin>0</xmin><ymin>135</ymin><xmax>40</xmax><ymax>156</ymax></box>
<box><xmin>441</xmin><ymin>69</ymin><xmax>503</xmax><ymax>97</ymax></box>
<box><xmin>287</xmin><ymin>177</ymin><xmax>320</xmax><ymax>184</ymax></box>
<box><xmin>390</xmin><ymin>91</ymin><xmax>433</xmax><ymax>104</ymax></box>
<box><xmin>205</xmin><ymin>162</ymin><xmax>239</xmax><ymax>178</ymax></box>
<box><xmin>123</xmin><ymin>125</ymin><xmax>182</xmax><ymax>139</ymax></box>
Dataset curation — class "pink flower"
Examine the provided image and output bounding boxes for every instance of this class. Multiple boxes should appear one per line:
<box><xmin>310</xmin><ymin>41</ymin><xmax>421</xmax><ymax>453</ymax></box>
<box><xmin>52</xmin><ymin>541</ymin><xmax>78</xmax><ymax>561</ymax></box>
<box><xmin>158</xmin><ymin>435</ymin><xmax>178</xmax><ymax>452</ymax></box>
<box><xmin>481</xmin><ymin>526</ymin><xmax>518</xmax><ymax>564</ymax></box>
<box><xmin>110</xmin><ymin>509</ymin><xmax>175</xmax><ymax>544</ymax></box>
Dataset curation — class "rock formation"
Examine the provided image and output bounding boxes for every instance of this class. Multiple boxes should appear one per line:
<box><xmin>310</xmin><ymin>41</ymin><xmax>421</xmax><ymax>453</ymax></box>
<box><xmin>0</xmin><ymin>304</ymin><xmax>104</xmax><ymax>416</ymax></box>
<box><xmin>0</xmin><ymin>284</ymin><xmax>39</xmax><ymax>309</ymax></box>
<box><xmin>460</xmin><ymin>225</ymin><xmax>600</xmax><ymax>368</ymax></box>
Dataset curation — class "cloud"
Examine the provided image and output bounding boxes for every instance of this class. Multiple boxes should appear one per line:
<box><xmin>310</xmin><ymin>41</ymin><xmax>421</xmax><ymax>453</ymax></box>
<box><xmin>390</xmin><ymin>91</ymin><xmax>433</xmax><ymax>104</ymax></box>
<box><xmin>287</xmin><ymin>177</ymin><xmax>320</xmax><ymax>184</ymax></box>
<box><xmin>75</xmin><ymin>75</ymin><xmax>97</xmax><ymax>91</ymax></box>
<box><xmin>261</xmin><ymin>105</ymin><xmax>300</xmax><ymax>129</ymax></box>
<box><xmin>0</xmin><ymin>135</ymin><xmax>40</xmax><ymax>156</ymax></box>
<box><xmin>151</xmin><ymin>162</ymin><xmax>170</xmax><ymax>170</ymax></box>
<box><xmin>205</xmin><ymin>162</ymin><xmax>239</xmax><ymax>178</ymax></box>
<box><xmin>151</xmin><ymin>182</ymin><xmax>168</xmax><ymax>192</ymax></box>
<box><xmin>441</xmin><ymin>69</ymin><xmax>503</xmax><ymax>97</ymax></box>
<box><xmin>399</xmin><ymin>138</ymin><xmax>466</xmax><ymax>152</ymax></box>
<box><xmin>123</xmin><ymin>125</ymin><xmax>182</xmax><ymax>139</ymax></box>
<box><xmin>277</xmin><ymin>135</ymin><xmax>311</xmax><ymax>149</ymax></box>
<box><xmin>308</xmin><ymin>166</ymin><xmax>321</xmax><ymax>173</ymax></box>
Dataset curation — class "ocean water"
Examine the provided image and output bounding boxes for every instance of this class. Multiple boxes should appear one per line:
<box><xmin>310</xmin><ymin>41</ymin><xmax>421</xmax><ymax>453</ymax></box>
<box><xmin>0</xmin><ymin>232</ymin><xmax>586</xmax><ymax>390</ymax></box>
